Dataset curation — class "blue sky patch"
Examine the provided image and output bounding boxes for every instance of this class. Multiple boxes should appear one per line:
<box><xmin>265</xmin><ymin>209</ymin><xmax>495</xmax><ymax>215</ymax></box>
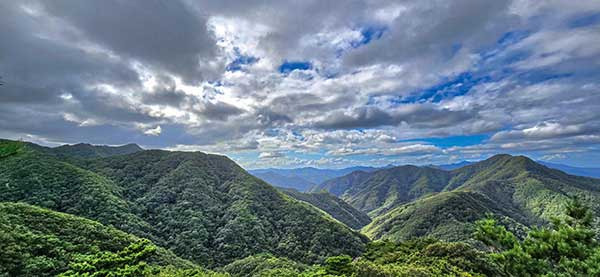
<box><xmin>226</xmin><ymin>54</ymin><xmax>258</xmax><ymax>72</ymax></box>
<box><xmin>395</xmin><ymin>72</ymin><xmax>491</xmax><ymax>104</ymax></box>
<box><xmin>279</xmin><ymin>61</ymin><xmax>312</xmax><ymax>73</ymax></box>
<box><xmin>568</xmin><ymin>12</ymin><xmax>600</xmax><ymax>28</ymax></box>
<box><xmin>401</xmin><ymin>135</ymin><xmax>488</xmax><ymax>148</ymax></box>
<box><xmin>351</xmin><ymin>26</ymin><xmax>386</xmax><ymax>48</ymax></box>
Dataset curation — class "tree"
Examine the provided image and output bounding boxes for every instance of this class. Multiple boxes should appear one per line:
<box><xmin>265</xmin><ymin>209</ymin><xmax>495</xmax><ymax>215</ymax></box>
<box><xmin>58</xmin><ymin>239</ymin><xmax>157</xmax><ymax>277</ymax></box>
<box><xmin>475</xmin><ymin>198</ymin><xmax>600</xmax><ymax>276</ymax></box>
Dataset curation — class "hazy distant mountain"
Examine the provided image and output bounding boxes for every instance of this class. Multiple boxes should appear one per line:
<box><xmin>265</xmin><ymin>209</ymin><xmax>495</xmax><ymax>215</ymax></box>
<box><xmin>538</xmin><ymin>161</ymin><xmax>600</xmax><ymax>179</ymax></box>
<box><xmin>431</xmin><ymin>161</ymin><xmax>474</xmax><ymax>170</ymax></box>
<box><xmin>250</xmin><ymin>171</ymin><xmax>316</xmax><ymax>191</ymax></box>
<box><xmin>434</xmin><ymin>160</ymin><xmax>600</xmax><ymax>179</ymax></box>
<box><xmin>249</xmin><ymin>166</ymin><xmax>381</xmax><ymax>192</ymax></box>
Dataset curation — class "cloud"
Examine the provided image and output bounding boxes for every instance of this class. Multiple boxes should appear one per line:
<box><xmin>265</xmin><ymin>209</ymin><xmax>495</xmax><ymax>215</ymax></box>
<box><xmin>258</xmin><ymin>152</ymin><xmax>285</xmax><ymax>159</ymax></box>
<box><xmin>1</xmin><ymin>0</ymin><xmax>600</xmax><ymax>168</ymax></box>
<box><xmin>143</xmin><ymin>126</ymin><xmax>162</xmax><ymax>136</ymax></box>
<box><xmin>328</xmin><ymin>144</ymin><xmax>441</xmax><ymax>156</ymax></box>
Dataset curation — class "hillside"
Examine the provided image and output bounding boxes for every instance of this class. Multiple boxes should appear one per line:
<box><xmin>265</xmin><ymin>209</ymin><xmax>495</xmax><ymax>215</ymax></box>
<box><xmin>0</xmin><ymin>202</ymin><xmax>198</xmax><ymax>276</ymax></box>
<box><xmin>314</xmin><ymin>166</ymin><xmax>451</xmax><ymax>216</ymax></box>
<box><xmin>0</xmin><ymin>139</ymin><xmax>367</xmax><ymax>267</ymax></box>
<box><xmin>363</xmin><ymin>155</ymin><xmax>600</xmax><ymax>241</ymax></box>
<box><xmin>0</xmin><ymin>140</ymin><xmax>155</xmax><ymax>239</ymax></box>
<box><xmin>280</xmin><ymin>188</ymin><xmax>372</xmax><ymax>229</ymax></box>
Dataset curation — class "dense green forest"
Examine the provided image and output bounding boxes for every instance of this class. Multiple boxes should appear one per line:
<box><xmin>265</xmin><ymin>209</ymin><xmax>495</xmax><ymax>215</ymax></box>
<box><xmin>0</xmin><ymin>140</ymin><xmax>366</xmax><ymax>268</ymax></box>
<box><xmin>316</xmin><ymin>154</ymin><xmax>600</xmax><ymax>242</ymax></box>
<box><xmin>279</xmin><ymin>188</ymin><xmax>371</xmax><ymax>229</ymax></box>
<box><xmin>2</xmin><ymin>139</ymin><xmax>600</xmax><ymax>276</ymax></box>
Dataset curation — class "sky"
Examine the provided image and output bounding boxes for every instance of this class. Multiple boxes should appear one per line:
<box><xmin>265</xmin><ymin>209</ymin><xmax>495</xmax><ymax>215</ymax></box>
<box><xmin>1</xmin><ymin>0</ymin><xmax>600</xmax><ymax>169</ymax></box>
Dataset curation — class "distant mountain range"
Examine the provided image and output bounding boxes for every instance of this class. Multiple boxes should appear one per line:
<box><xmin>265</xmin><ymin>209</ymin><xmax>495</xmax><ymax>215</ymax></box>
<box><xmin>432</xmin><ymin>160</ymin><xmax>600</xmax><ymax>179</ymax></box>
<box><xmin>249</xmin><ymin>166</ymin><xmax>383</xmax><ymax>192</ymax></box>
<box><xmin>537</xmin><ymin>161</ymin><xmax>600</xmax><ymax>179</ymax></box>
<box><xmin>252</xmin><ymin>159</ymin><xmax>599</xmax><ymax>193</ymax></box>
<box><xmin>313</xmin><ymin>154</ymin><xmax>600</xmax><ymax>242</ymax></box>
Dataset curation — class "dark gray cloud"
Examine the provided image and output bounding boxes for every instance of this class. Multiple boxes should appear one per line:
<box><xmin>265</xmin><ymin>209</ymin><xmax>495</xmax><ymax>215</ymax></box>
<box><xmin>38</xmin><ymin>0</ymin><xmax>219</xmax><ymax>84</ymax></box>
<box><xmin>313</xmin><ymin>105</ymin><xmax>475</xmax><ymax>130</ymax></box>
<box><xmin>1</xmin><ymin>0</ymin><xmax>599</xmax><ymax>168</ymax></box>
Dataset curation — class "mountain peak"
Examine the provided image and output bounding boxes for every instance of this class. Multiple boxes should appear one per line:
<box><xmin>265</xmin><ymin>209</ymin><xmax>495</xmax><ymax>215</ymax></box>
<box><xmin>52</xmin><ymin>142</ymin><xmax>144</xmax><ymax>158</ymax></box>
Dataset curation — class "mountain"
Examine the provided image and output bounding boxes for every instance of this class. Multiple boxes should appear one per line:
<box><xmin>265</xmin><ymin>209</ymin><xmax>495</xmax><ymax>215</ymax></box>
<box><xmin>279</xmin><ymin>188</ymin><xmax>371</xmax><ymax>229</ymax></box>
<box><xmin>0</xmin><ymin>139</ymin><xmax>367</xmax><ymax>267</ymax></box>
<box><xmin>313</xmin><ymin>154</ymin><xmax>600</xmax><ymax>242</ymax></box>
<box><xmin>51</xmin><ymin>142</ymin><xmax>143</xmax><ymax>158</ymax></box>
<box><xmin>538</xmin><ymin>161</ymin><xmax>600</xmax><ymax>179</ymax></box>
<box><xmin>250</xmin><ymin>171</ymin><xmax>315</xmax><ymax>191</ymax></box>
<box><xmin>363</xmin><ymin>155</ymin><xmax>600</xmax><ymax>241</ymax></box>
<box><xmin>312</xmin><ymin>166</ymin><xmax>452</xmax><ymax>216</ymax></box>
<box><xmin>434</xmin><ymin>160</ymin><xmax>600</xmax><ymax>179</ymax></box>
<box><xmin>249</xmin><ymin>166</ymin><xmax>380</xmax><ymax>192</ymax></box>
<box><xmin>431</xmin><ymin>160</ymin><xmax>474</xmax><ymax>170</ymax></box>
<box><xmin>0</xmin><ymin>202</ymin><xmax>198</xmax><ymax>276</ymax></box>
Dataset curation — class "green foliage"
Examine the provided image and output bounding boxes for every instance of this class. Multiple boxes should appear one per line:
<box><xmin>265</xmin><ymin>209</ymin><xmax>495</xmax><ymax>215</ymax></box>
<box><xmin>281</xmin><ymin>189</ymin><xmax>371</xmax><ymax>229</ymax></box>
<box><xmin>220</xmin><ymin>239</ymin><xmax>499</xmax><ymax>277</ymax></box>
<box><xmin>315</xmin><ymin>166</ymin><xmax>451</xmax><ymax>216</ymax></box>
<box><xmin>0</xmin><ymin>139</ymin><xmax>367</xmax><ymax>268</ymax></box>
<box><xmin>0</xmin><ymin>144</ymin><xmax>155</xmax><ymax>240</ymax></box>
<box><xmin>363</xmin><ymin>154</ymin><xmax>600</xmax><ymax>242</ymax></box>
<box><xmin>222</xmin><ymin>253</ymin><xmax>310</xmax><ymax>277</ymax></box>
<box><xmin>0</xmin><ymin>202</ymin><xmax>194</xmax><ymax>277</ymax></box>
<box><xmin>323</xmin><ymin>255</ymin><xmax>354</xmax><ymax>276</ymax></box>
<box><xmin>59</xmin><ymin>239</ymin><xmax>157</xmax><ymax>277</ymax></box>
<box><xmin>0</xmin><ymin>140</ymin><xmax>24</xmax><ymax>158</ymax></box>
<box><xmin>476</xmin><ymin>198</ymin><xmax>600</xmax><ymax>276</ymax></box>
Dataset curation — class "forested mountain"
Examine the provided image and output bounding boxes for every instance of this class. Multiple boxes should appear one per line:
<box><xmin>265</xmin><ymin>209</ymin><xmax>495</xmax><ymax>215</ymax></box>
<box><xmin>313</xmin><ymin>166</ymin><xmax>452</xmax><ymax>216</ymax></box>
<box><xmin>0</xmin><ymin>139</ymin><xmax>367</xmax><ymax>268</ymax></box>
<box><xmin>279</xmin><ymin>188</ymin><xmax>372</xmax><ymax>229</ymax></box>
<box><xmin>5</xmin><ymin>138</ymin><xmax>600</xmax><ymax>276</ymax></box>
<box><xmin>51</xmin><ymin>142</ymin><xmax>143</xmax><ymax>158</ymax></box>
<box><xmin>433</xmin><ymin>159</ymin><xmax>600</xmax><ymax>178</ymax></box>
<box><xmin>0</xmin><ymin>202</ymin><xmax>202</xmax><ymax>276</ymax></box>
<box><xmin>250</xmin><ymin>166</ymin><xmax>381</xmax><ymax>191</ymax></box>
<box><xmin>312</xmin><ymin>154</ymin><xmax>600</xmax><ymax>242</ymax></box>
<box><xmin>362</xmin><ymin>155</ymin><xmax>600</xmax><ymax>241</ymax></box>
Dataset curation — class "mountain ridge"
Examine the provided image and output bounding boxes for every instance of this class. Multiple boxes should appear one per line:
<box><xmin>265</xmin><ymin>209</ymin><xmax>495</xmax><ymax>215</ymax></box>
<box><xmin>362</xmin><ymin>154</ymin><xmax>600</xmax><ymax>241</ymax></box>
<box><xmin>0</xmin><ymin>139</ymin><xmax>368</xmax><ymax>267</ymax></box>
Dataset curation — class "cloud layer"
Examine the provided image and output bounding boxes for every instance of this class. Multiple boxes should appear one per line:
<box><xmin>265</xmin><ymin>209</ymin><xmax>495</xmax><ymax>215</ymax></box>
<box><xmin>1</xmin><ymin>0</ymin><xmax>599</xmax><ymax>168</ymax></box>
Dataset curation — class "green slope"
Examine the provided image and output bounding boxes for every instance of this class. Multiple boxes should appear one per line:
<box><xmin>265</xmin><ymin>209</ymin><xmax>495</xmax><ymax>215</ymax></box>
<box><xmin>363</xmin><ymin>154</ymin><xmax>600</xmax><ymax>241</ymax></box>
<box><xmin>314</xmin><ymin>166</ymin><xmax>451</xmax><ymax>216</ymax></box>
<box><xmin>362</xmin><ymin>191</ymin><xmax>528</xmax><ymax>241</ymax></box>
<box><xmin>0</xmin><ymin>140</ymin><xmax>155</xmax><ymax>240</ymax></box>
<box><xmin>280</xmin><ymin>188</ymin><xmax>371</xmax><ymax>229</ymax></box>
<box><xmin>0</xmin><ymin>139</ymin><xmax>367</xmax><ymax>267</ymax></box>
<box><xmin>0</xmin><ymin>202</ymin><xmax>196</xmax><ymax>276</ymax></box>
<box><xmin>81</xmin><ymin>150</ymin><xmax>368</xmax><ymax>266</ymax></box>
